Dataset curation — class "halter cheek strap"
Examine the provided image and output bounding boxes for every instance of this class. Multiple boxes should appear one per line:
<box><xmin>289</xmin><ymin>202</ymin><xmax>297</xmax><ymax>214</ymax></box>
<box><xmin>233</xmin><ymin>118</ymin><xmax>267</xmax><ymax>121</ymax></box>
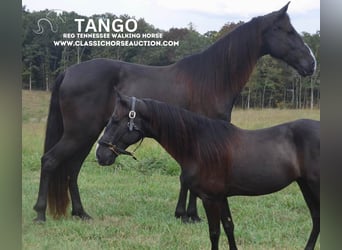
<box><xmin>128</xmin><ymin>97</ymin><xmax>136</xmax><ymax>131</ymax></box>
<box><xmin>126</xmin><ymin>96</ymin><xmax>144</xmax><ymax>158</ymax></box>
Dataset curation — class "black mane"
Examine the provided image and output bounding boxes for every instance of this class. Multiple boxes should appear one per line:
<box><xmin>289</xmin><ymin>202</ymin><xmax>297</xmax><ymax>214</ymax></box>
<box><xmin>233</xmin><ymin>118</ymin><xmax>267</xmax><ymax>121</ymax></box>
<box><xmin>143</xmin><ymin>99</ymin><xmax>236</xmax><ymax>166</ymax></box>
<box><xmin>174</xmin><ymin>17</ymin><xmax>262</xmax><ymax>104</ymax></box>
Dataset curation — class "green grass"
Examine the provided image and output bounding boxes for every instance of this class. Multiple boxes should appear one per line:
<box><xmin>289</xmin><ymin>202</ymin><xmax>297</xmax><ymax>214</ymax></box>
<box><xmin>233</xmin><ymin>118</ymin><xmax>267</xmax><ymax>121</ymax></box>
<box><xmin>22</xmin><ymin>90</ymin><xmax>320</xmax><ymax>249</ymax></box>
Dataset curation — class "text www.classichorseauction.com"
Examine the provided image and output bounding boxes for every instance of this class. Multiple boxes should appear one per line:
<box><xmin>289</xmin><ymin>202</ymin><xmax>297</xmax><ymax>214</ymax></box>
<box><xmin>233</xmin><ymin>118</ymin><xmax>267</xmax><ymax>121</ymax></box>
<box><xmin>35</xmin><ymin>14</ymin><xmax>180</xmax><ymax>47</ymax></box>
<box><xmin>53</xmin><ymin>39</ymin><xmax>179</xmax><ymax>47</ymax></box>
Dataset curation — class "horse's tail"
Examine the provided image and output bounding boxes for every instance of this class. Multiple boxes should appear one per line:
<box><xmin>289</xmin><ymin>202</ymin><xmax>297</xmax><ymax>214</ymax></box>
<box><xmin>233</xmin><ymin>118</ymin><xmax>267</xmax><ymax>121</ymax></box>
<box><xmin>44</xmin><ymin>72</ymin><xmax>70</xmax><ymax>218</ymax></box>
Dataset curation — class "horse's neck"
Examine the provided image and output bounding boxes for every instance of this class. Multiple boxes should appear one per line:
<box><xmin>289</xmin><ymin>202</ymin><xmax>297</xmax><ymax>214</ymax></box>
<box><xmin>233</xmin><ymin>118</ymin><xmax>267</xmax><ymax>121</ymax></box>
<box><xmin>144</xmin><ymin>104</ymin><xmax>198</xmax><ymax>164</ymax></box>
<box><xmin>209</xmin><ymin>22</ymin><xmax>262</xmax><ymax>88</ymax></box>
<box><xmin>176</xmin><ymin>21</ymin><xmax>262</xmax><ymax>95</ymax></box>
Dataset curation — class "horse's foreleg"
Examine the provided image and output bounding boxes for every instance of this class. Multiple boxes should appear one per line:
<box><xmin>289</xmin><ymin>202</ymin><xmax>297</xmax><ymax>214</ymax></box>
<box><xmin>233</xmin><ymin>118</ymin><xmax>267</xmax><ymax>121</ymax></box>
<box><xmin>186</xmin><ymin>191</ymin><xmax>201</xmax><ymax>222</ymax></box>
<box><xmin>69</xmin><ymin>176</ymin><xmax>92</xmax><ymax>220</ymax></box>
<box><xmin>68</xmin><ymin>150</ymin><xmax>92</xmax><ymax>220</ymax></box>
<box><xmin>68</xmin><ymin>133</ymin><xmax>103</xmax><ymax>220</ymax></box>
<box><xmin>202</xmin><ymin>199</ymin><xmax>222</xmax><ymax>250</ymax></box>
<box><xmin>305</xmin><ymin>216</ymin><xmax>320</xmax><ymax>250</ymax></box>
<box><xmin>297</xmin><ymin>179</ymin><xmax>320</xmax><ymax>250</ymax></box>
<box><xmin>174</xmin><ymin>173</ymin><xmax>189</xmax><ymax>222</ymax></box>
<box><xmin>221</xmin><ymin>199</ymin><xmax>237</xmax><ymax>250</ymax></box>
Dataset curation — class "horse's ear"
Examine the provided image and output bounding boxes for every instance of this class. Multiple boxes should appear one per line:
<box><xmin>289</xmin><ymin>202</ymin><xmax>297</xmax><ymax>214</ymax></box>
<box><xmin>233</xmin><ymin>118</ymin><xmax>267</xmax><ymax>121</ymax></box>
<box><xmin>136</xmin><ymin>98</ymin><xmax>148</xmax><ymax>117</ymax></box>
<box><xmin>113</xmin><ymin>88</ymin><xmax>129</xmax><ymax>107</ymax></box>
<box><xmin>114</xmin><ymin>88</ymin><xmax>123</xmax><ymax>101</ymax></box>
<box><xmin>278</xmin><ymin>2</ymin><xmax>290</xmax><ymax>16</ymax></box>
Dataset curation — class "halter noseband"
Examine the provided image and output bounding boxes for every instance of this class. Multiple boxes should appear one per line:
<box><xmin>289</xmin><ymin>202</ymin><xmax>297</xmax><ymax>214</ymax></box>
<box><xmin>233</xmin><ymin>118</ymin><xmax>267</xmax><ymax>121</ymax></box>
<box><xmin>100</xmin><ymin>141</ymin><xmax>138</xmax><ymax>160</ymax></box>
<box><xmin>98</xmin><ymin>96</ymin><xmax>143</xmax><ymax>160</ymax></box>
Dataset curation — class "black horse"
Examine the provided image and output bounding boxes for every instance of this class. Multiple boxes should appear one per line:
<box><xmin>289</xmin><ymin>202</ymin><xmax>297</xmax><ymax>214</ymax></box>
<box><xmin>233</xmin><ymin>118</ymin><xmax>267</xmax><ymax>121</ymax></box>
<box><xmin>33</xmin><ymin>3</ymin><xmax>316</xmax><ymax>222</ymax></box>
<box><xmin>96</xmin><ymin>93</ymin><xmax>320</xmax><ymax>250</ymax></box>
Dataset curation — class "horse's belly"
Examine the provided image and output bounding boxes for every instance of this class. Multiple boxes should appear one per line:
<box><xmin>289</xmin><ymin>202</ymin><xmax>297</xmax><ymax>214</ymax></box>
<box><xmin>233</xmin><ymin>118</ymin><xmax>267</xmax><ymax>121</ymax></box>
<box><xmin>227</xmin><ymin>166</ymin><xmax>297</xmax><ymax>196</ymax></box>
<box><xmin>228</xmin><ymin>177</ymin><xmax>293</xmax><ymax>196</ymax></box>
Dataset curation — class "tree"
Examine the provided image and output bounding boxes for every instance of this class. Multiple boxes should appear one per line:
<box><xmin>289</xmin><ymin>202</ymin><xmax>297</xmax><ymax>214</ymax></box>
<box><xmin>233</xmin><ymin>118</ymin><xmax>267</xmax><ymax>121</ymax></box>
<box><xmin>22</xmin><ymin>7</ymin><xmax>320</xmax><ymax>108</ymax></box>
<box><xmin>302</xmin><ymin>31</ymin><xmax>320</xmax><ymax>109</ymax></box>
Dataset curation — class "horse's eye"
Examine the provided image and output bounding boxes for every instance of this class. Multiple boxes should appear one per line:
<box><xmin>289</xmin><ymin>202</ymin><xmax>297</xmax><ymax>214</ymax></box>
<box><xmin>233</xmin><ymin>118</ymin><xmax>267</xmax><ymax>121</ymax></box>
<box><xmin>273</xmin><ymin>26</ymin><xmax>280</xmax><ymax>31</ymax></box>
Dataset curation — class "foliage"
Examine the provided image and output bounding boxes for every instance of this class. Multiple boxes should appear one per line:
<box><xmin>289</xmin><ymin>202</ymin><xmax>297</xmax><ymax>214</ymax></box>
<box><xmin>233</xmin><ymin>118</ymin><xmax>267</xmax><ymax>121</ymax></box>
<box><xmin>22</xmin><ymin>7</ymin><xmax>320</xmax><ymax>109</ymax></box>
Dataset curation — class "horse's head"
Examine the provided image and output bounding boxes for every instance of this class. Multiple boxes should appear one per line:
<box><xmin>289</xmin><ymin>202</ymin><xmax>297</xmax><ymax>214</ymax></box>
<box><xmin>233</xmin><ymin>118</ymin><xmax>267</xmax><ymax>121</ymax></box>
<box><xmin>96</xmin><ymin>93</ymin><xmax>145</xmax><ymax>166</ymax></box>
<box><xmin>260</xmin><ymin>2</ymin><xmax>316</xmax><ymax>76</ymax></box>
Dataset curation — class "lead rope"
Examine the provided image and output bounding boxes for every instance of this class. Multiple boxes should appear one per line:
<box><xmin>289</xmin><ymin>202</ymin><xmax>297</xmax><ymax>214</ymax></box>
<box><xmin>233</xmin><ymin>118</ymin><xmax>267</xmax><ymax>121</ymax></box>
<box><xmin>130</xmin><ymin>136</ymin><xmax>144</xmax><ymax>160</ymax></box>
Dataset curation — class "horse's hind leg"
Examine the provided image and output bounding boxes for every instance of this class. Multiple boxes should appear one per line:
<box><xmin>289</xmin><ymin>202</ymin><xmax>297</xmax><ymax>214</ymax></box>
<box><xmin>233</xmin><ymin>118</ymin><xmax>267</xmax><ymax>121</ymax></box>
<box><xmin>33</xmin><ymin>137</ymin><xmax>80</xmax><ymax>222</ymax></box>
<box><xmin>221</xmin><ymin>199</ymin><xmax>237</xmax><ymax>250</ymax></box>
<box><xmin>33</xmin><ymin>157</ymin><xmax>54</xmax><ymax>222</ymax></box>
<box><xmin>297</xmin><ymin>179</ymin><xmax>320</xmax><ymax>250</ymax></box>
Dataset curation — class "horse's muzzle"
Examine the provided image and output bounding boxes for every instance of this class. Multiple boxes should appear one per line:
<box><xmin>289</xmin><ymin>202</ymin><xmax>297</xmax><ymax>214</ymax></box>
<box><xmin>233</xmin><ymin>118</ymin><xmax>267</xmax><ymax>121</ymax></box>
<box><xmin>96</xmin><ymin>146</ymin><xmax>117</xmax><ymax>166</ymax></box>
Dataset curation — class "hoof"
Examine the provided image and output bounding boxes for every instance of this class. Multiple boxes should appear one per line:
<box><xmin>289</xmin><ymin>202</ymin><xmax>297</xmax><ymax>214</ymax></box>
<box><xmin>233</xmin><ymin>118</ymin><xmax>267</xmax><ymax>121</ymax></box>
<box><xmin>190</xmin><ymin>215</ymin><xmax>202</xmax><ymax>223</ymax></box>
<box><xmin>33</xmin><ymin>210</ymin><xmax>46</xmax><ymax>223</ymax></box>
<box><xmin>175</xmin><ymin>212</ymin><xmax>191</xmax><ymax>223</ymax></box>
<box><xmin>72</xmin><ymin>211</ymin><xmax>93</xmax><ymax>220</ymax></box>
<box><xmin>181</xmin><ymin>216</ymin><xmax>191</xmax><ymax>223</ymax></box>
<box><xmin>80</xmin><ymin>214</ymin><xmax>93</xmax><ymax>220</ymax></box>
<box><xmin>176</xmin><ymin>215</ymin><xmax>190</xmax><ymax>223</ymax></box>
<box><xmin>33</xmin><ymin>216</ymin><xmax>46</xmax><ymax>223</ymax></box>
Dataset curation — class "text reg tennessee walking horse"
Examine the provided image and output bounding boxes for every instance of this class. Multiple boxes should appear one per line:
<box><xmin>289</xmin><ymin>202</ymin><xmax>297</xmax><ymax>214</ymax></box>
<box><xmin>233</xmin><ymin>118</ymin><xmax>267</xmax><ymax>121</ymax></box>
<box><xmin>33</xmin><ymin>3</ymin><xmax>316</xmax><ymax>222</ymax></box>
<box><xmin>96</xmin><ymin>94</ymin><xmax>320</xmax><ymax>250</ymax></box>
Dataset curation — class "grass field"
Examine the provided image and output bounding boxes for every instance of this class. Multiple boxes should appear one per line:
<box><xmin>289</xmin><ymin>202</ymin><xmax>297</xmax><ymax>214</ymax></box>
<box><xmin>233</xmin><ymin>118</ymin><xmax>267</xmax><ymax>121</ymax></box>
<box><xmin>22</xmin><ymin>90</ymin><xmax>320</xmax><ymax>249</ymax></box>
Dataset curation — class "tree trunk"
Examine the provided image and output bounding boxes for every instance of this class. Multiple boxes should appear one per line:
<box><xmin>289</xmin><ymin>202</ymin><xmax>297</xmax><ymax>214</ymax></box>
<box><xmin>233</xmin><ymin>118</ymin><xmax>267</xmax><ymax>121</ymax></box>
<box><xmin>303</xmin><ymin>87</ymin><xmax>307</xmax><ymax>109</ymax></box>
<box><xmin>29</xmin><ymin>62</ymin><xmax>32</xmax><ymax>91</ymax></box>
<box><xmin>295</xmin><ymin>79</ymin><xmax>298</xmax><ymax>109</ymax></box>
<box><xmin>262</xmin><ymin>84</ymin><xmax>266</xmax><ymax>109</ymax></box>
<box><xmin>268</xmin><ymin>91</ymin><xmax>273</xmax><ymax>108</ymax></box>
<box><xmin>291</xmin><ymin>81</ymin><xmax>295</xmax><ymax>107</ymax></box>
<box><xmin>247</xmin><ymin>88</ymin><xmax>250</xmax><ymax>109</ymax></box>
<box><xmin>77</xmin><ymin>47</ymin><xmax>80</xmax><ymax>64</ymax></box>
<box><xmin>299</xmin><ymin>77</ymin><xmax>302</xmax><ymax>109</ymax></box>
<box><xmin>29</xmin><ymin>73</ymin><xmax>32</xmax><ymax>91</ymax></box>
<box><xmin>45</xmin><ymin>74</ymin><xmax>49</xmax><ymax>91</ymax></box>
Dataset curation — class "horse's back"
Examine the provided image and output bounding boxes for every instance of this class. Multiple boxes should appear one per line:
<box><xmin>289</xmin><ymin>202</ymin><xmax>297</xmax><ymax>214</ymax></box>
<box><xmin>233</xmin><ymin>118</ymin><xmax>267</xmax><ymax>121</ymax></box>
<box><xmin>61</xmin><ymin>58</ymin><xmax>122</xmax><ymax>91</ymax></box>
